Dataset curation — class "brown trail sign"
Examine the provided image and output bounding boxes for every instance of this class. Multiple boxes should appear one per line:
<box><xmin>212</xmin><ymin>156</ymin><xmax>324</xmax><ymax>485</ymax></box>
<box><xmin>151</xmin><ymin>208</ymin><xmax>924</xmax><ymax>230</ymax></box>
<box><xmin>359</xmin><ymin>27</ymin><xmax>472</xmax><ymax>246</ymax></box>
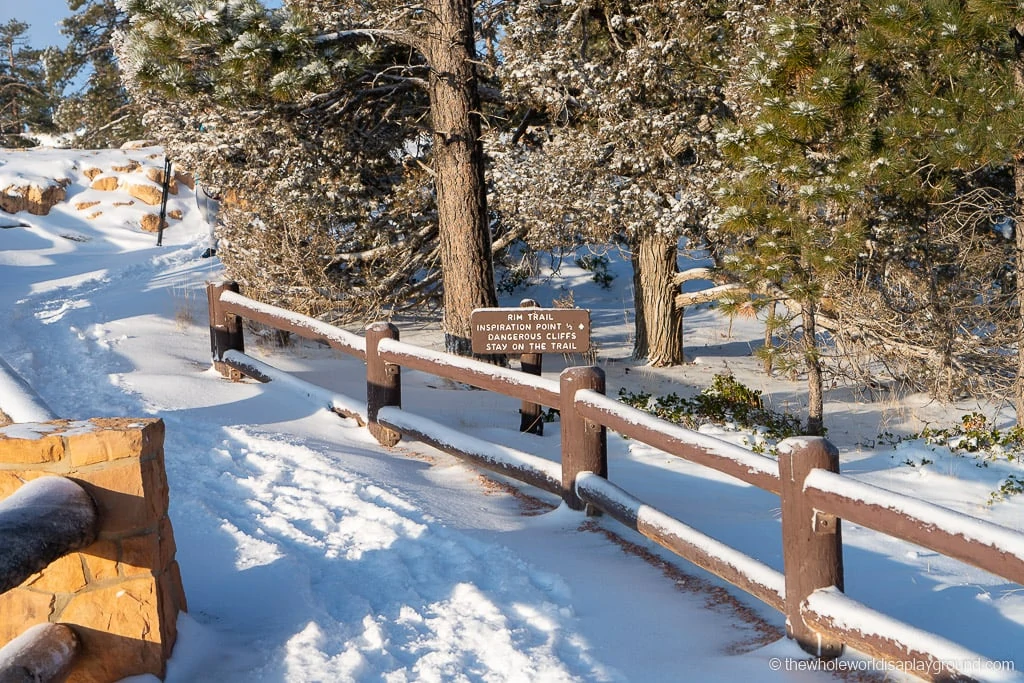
<box><xmin>470</xmin><ymin>307</ymin><xmax>590</xmax><ymax>355</ymax></box>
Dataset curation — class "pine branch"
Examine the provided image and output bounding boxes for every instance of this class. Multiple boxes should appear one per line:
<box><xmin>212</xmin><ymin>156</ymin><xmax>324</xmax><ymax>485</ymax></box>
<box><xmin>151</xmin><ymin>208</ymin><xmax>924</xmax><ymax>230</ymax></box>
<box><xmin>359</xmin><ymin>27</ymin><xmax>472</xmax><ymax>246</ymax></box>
<box><xmin>314</xmin><ymin>28</ymin><xmax>422</xmax><ymax>53</ymax></box>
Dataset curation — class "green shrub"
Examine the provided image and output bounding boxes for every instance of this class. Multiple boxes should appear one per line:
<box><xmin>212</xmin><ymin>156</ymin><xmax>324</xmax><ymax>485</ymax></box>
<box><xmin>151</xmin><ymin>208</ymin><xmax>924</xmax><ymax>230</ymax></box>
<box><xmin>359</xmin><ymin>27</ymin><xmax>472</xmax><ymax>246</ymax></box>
<box><xmin>989</xmin><ymin>475</ymin><xmax>1024</xmax><ymax>506</ymax></box>
<box><xmin>575</xmin><ymin>254</ymin><xmax>615</xmax><ymax>289</ymax></box>
<box><xmin>618</xmin><ymin>373</ymin><xmax>802</xmax><ymax>454</ymax></box>
<box><xmin>878</xmin><ymin>412</ymin><xmax>1024</xmax><ymax>504</ymax></box>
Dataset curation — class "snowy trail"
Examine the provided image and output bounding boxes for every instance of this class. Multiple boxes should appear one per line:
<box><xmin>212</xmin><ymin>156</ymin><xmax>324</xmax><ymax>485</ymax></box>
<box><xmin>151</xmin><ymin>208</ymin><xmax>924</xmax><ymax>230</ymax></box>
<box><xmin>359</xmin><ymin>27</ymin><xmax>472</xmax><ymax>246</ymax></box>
<box><xmin>3</xmin><ymin>236</ymin><xmax>618</xmax><ymax>680</ymax></box>
<box><xmin>183</xmin><ymin>426</ymin><xmax>629</xmax><ymax>682</ymax></box>
<box><xmin>18</xmin><ymin>150</ymin><xmax>1024</xmax><ymax>681</ymax></box>
<box><xmin>1</xmin><ymin>205</ymin><xmax>806</xmax><ymax>680</ymax></box>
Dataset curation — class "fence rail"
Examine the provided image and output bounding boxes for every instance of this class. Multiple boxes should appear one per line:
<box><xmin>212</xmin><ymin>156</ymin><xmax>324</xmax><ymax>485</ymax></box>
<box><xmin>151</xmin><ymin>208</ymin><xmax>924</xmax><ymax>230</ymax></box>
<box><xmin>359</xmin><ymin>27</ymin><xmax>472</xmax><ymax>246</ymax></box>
<box><xmin>207</xmin><ymin>282</ymin><xmax>1024</xmax><ymax>682</ymax></box>
<box><xmin>0</xmin><ymin>477</ymin><xmax>98</xmax><ymax>682</ymax></box>
<box><xmin>0</xmin><ymin>477</ymin><xmax>98</xmax><ymax>594</ymax></box>
<box><xmin>0</xmin><ymin>358</ymin><xmax>56</xmax><ymax>425</ymax></box>
<box><xmin>0</xmin><ymin>623</ymin><xmax>79</xmax><ymax>683</ymax></box>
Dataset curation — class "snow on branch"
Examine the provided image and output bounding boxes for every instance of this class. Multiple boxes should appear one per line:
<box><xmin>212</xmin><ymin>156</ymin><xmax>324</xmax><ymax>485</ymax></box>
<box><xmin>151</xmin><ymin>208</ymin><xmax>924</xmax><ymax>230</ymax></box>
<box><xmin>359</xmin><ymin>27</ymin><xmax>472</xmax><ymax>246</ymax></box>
<box><xmin>314</xmin><ymin>28</ymin><xmax>421</xmax><ymax>51</ymax></box>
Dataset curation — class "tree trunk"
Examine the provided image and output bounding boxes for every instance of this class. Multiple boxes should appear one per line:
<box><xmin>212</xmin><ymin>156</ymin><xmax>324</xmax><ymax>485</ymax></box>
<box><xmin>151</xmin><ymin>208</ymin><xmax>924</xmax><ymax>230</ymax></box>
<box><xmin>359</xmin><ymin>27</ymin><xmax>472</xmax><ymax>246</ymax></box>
<box><xmin>1011</xmin><ymin>25</ymin><xmax>1024</xmax><ymax>421</ymax></box>
<box><xmin>631</xmin><ymin>232</ymin><xmax>684</xmax><ymax>366</ymax></box>
<box><xmin>764</xmin><ymin>300</ymin><xmax>776</xmax><ymax>375</ymax></box>
<box><xmin>425</xmin><ymin>0</ymin><xmax>498</xmax><ymax>355</ymax></box>
<box><xmin>802</xmin><ymin>302</ymin><xmax>825</xmax><ymax>436</ymax></box>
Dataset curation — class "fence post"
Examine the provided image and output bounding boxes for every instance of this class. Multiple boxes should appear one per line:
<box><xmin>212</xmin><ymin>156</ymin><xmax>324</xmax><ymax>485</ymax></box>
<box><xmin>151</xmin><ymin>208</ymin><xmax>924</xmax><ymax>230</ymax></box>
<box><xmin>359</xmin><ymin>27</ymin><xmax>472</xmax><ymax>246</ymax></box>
<box><xmin>206</xmin><ymin>281</ymin><xmax>244</xmax><ymax>379</ymax></box>
<box><xmin>560</xmin><ymin>366</ymin><xmax>606</xmax><ymax>512</ymax></box>
<box><xmin>779</xmin><ymin>436</ymin><xmax>844</xmax><ymax>660</ymax></box>
<box><xmin>366</xmin><ymin>322</ymin><xmax>402</xmax><ymax>447</ymax></box>
<box><xmin>519</xmin><ymin>298</ymin><xmax>544</xmax><ymax>435</ymax></box>
<box><xmin>0</xmin><ymin>623</ymin><xmax>79</xmax><ymax>683</ymax></box>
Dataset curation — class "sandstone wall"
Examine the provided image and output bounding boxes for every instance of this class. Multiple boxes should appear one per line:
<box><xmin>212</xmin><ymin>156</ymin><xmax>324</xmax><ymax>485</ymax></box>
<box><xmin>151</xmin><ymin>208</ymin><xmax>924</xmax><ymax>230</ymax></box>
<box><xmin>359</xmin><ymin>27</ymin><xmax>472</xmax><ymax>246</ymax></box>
<box><xmin>0</xmin><ymin>418</ymin><xmax>185</xmax><ymax>682</ymax></box>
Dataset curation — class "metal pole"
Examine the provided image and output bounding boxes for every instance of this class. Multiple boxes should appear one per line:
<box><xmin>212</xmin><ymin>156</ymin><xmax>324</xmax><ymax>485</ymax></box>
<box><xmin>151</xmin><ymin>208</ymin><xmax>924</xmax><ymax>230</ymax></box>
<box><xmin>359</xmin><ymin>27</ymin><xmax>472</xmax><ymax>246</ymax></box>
<box><xmin>156</xmin><ymin>157</ymin><xmax>172</xmax><ymax>247</ymax></box>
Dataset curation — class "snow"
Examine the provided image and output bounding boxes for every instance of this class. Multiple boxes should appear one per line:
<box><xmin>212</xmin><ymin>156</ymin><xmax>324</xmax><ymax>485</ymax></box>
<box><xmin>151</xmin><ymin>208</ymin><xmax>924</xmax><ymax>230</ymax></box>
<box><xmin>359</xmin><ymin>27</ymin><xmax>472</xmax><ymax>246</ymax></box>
<box><xmin>220</xmin><ymin>349</ymin><xmax>367</xmax><ymax>425</ymax></box>
<box><xmin>2</xmin><ymin>147</ymin><xmax>1024</xmax><ymax>681</ymax></box>
<box><xmin>218</xmin><ymin>290</ymin><xmax>366</xmax><ymax>358</ymax></box>
<box><xmin>574</xmin><ymin>389</ymin><xmax>780</xmax><ymax>486</ymax></box>
<box><xmin>377</xmin><ymin>406</ymin><xmax>562</xmax><ymax>493</ymax></box>
<box><xmin>0</xmin><ymin>357</ymin><xmax>56</xmax><ymax>422</ymax></box>
<box><xmin>0</xmin><ymin>623</ymin><xmax>76</xmax><ymax>679</ymax></box>
<box><xmin>804</xmin><ymin>469</ymin><xmax>1024</xmax><ymax>574</ymax></box>
<box><xmin>575</xmin><ymin>472</ymin><xmax>787</xmax><ymax>608</ymax></box>
<box><xmin>378</xmin><ymin>338</ymin><xmax>562</xmax><ymax>404</ymax></box>
<box><xmin>0</xmin><ymin>475</ymin><xmax>88</xmax><ymax>512</ymax></box>
<box><xmin>804</xmin><ymin>587</ymin><xmax>1019</xmax><ymax>682</ymax></box>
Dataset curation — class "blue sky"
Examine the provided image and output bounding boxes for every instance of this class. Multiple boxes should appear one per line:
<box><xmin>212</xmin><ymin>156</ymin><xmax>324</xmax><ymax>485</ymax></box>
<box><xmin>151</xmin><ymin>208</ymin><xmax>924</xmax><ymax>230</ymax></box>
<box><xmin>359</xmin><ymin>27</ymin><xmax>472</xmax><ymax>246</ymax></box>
<box><xmin>1</xmin><ymin>0</ymin><xmax>72</xmax><ymax>48</ymax></box>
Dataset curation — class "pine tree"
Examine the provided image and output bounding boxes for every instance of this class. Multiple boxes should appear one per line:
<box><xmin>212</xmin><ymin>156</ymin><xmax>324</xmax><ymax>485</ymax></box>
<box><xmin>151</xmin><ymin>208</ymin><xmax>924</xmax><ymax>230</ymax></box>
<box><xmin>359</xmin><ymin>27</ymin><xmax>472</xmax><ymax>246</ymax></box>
<box><xmin>492</xmin><ymin>0</ymin><xmax>756</xmax><ymax>366</ymax></box>
<box><xmin>842</xmin><ymin>0</ymin><xmax>1024</xmax><ymax>404</ymax></box>
<box><xmin>50</xmin><ymin>0</ymin><xmax>144</xmax><ymax>146</ymax></box>
<box><xmin>0</xmin><ymin>20</ymin><xmax>56</xmax><ymax>146</ymax></box>
<box><xmin>118</xmin><ymin>0</ymin><xmax>499</xmax><ymax>353</ymax></box>
<box><xmin>717</xmin><ymin>14</ymin><xmax>877</xmax><ymax>435</ymax></box>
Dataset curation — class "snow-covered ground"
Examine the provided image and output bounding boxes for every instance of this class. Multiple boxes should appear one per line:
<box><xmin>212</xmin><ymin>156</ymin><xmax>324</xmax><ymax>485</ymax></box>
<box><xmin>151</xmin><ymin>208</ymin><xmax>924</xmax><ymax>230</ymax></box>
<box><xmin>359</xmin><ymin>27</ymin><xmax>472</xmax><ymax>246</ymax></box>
<box><xmin>2</xmin><ymin>147</ymin><xmax>1024</xmax><ymax>682</ymax></box>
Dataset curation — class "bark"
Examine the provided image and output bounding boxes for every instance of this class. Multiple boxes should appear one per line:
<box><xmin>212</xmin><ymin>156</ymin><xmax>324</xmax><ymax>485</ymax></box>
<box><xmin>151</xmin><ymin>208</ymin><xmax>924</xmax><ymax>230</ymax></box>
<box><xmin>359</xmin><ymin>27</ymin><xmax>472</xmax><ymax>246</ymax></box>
<box><xmin>802</xmin><ymin>302</ymin><xmax>825</xmax><ymax>436</ymax></box>
<box><xmin>424</xmin><ymin>0</ymin><xmax>498</xmax><ymax>355</ymax></box>
<box><xmin>1012</xmin><ymin>24</ymin><xmax>1024</xmax><ymax>421</ymax></box>
<box><xmin>631</xmin><ymin>232</ymin><xmax>684</xmax><ymax>365</ymax></box>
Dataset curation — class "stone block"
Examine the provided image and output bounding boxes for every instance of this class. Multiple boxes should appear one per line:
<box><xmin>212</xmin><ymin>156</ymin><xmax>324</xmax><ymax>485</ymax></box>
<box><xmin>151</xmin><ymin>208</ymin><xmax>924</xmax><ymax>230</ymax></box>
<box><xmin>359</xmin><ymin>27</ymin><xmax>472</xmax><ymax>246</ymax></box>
<box><xmin>71</xmin><ymin>461</ymin><xmax>154</xmax><ymax>536</ymax></box>
<box><xmin>26</xmin><ymin>552</ymin><xmax>88</xmax><ymax>593</ymax></box>
<box><xmin>0</xmin><ymin>431</ymin><xmax>65</xmax><ymax>465</ymax></box>
<box><xmin>0</xmin><ymin>182</ymin><xmax>67</xmax><ymax>215</ymax></box>
<box><xmin>120</xmin><ymin>532</ymin><xmax>159</xmax><ymax>577</ymax></box>
<box><xmin>65</xmin><ymin>418</ymin><xmax>162</xmax><ymax>468</ymax></box>
<box><xmin>124</xmin><ymin>182</ymin><xmax>163</xmax><ymax>206</ymax></box>
<box><xmin>89</xmin><ymin>176</ymin><xmax>118</xmax><ymax>192</ymax></box>
<box><xmin>141</xmin><ymin>458</ymin><xmax>169</xmax><ymax>524</ymax></box>
<box><xmin>81</xmin><ymin>540</ymin><xmax>120</xmax><ymax>582</ymax></box>
<box><xmin>60</xmin><ymin>579</ymin><xmax>166</xmax><ymax>682</ymax></box>
<box><xmin>110</xmin><ymin>160</ymin><xmax>140</xmax><ymax>173</ymax></box>
<box><xmin>144</xmin><ymin>167</ymin><xmax>178</xmax><ymax>194</ymax></box>
<box><xmin>0</xmin><ymin>589</ymin><xmax>54</xmax><ymax>645</ymax></box>
<box><xmin>0</xmin><ymin>470</ymin><xmax>45</xmax><ymax>500</ymax></box>
<box><xmin>158</xmin><ymin>515</ymin><xmax>177</xmax><ymax>570</ymax></box>
<box><xmin>168</xmin><ymin>560</ymin><xmax>186</xmax><ymax>612</ymax></box>
<box><xmin>140</xmin><ymin>213</ymin><xmax>165</xmax><ymax>233</ymax></box>
<box><xmin>157</xmin><ymin>563</ymin><xmax>185</xmax><ymax>659</ymax></box>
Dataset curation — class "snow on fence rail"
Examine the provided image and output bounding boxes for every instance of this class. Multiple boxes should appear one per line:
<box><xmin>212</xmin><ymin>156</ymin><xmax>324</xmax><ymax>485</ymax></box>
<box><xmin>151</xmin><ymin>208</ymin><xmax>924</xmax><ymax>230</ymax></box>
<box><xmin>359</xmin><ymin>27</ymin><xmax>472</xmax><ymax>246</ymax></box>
<box><xmin>208</xmin><ymin>282</ymin><xmax>1024</xmax><ymax>682</ymax></box>
<box><xmin>0</xmin><ymin>477</ymin><xmax>98</xmax><ymax>682</ymax></box>
<box><xmin>0</xmin><ymin>358</ymin><xmax>57</xmax><ymax>425</ymax></box>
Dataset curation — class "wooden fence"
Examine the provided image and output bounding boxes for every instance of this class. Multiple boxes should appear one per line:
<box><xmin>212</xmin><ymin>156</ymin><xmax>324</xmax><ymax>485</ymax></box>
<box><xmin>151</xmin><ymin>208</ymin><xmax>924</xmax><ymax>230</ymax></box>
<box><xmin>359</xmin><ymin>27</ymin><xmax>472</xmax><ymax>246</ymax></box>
<box><xmin>0</xmin><ymin>477</ymin><xmax>97</xmax><ymax>682</ymax></box>
<box><xmin>208</xmin><ymin>281</ymin><xmax>1024</xmax><ymax>682</ymax></box>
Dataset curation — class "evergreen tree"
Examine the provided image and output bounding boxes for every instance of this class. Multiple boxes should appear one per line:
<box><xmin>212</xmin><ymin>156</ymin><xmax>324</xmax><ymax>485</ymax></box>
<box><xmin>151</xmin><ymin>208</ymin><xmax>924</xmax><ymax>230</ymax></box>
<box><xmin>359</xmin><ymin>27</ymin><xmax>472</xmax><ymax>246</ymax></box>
<box><xmin>51</xmin><ymin>0</ymin><xmax>144</xmax><ymax>146</ymax></box>
<box><xmin>717</xmin><ymin>14</ymin><xmax>877</xmax><ymax>434</ymax></box>
<box><xmin>0</xmin><ymin>20</ymin><xmax>56</xmax><ymax>146</ymax></box>
<box><xmin>841</xmin><ymin>0</ymin><xmax>1024</xmax><ymax>404</ymax></box>
<box><xmin>118</xmin><ymin>0</ymin><xmax>499</xmax><ymax>353</ymax></box>
<box><xmin>493</xmin><ymin>0</ymin><xmax>756</xmax><ymax>366</ymax></box>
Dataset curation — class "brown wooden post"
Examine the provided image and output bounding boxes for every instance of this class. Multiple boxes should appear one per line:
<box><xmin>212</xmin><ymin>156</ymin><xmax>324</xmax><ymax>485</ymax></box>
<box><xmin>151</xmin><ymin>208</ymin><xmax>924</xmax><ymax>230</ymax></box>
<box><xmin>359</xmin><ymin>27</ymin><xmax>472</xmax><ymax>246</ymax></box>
<box><xmin>519</xmin><ymin>298</ymin><xmax>544</xmax><ymax>435</ymax></box>
<box><xmin>366</xmin><ymin>322</ymin><xmax>402</xmax><ymax>447</ymax></box>
<box><xmin>0</xmin><ymin>623</ymin><xmax>79</xmax><ymax>683</ymax></box>
<box><xmin>206</xmin><ymin>281</ymin><xmax>244</xmax><ymax>379</ymax></box>
<box><xmin>560</xmin><ymin>366</ymin><xmax>606</xmax><ymax>512</ymax></box>
<box><xmin>779</xmin><ymin>436</ymin><xmax>844</xmax><ymax>659</ymax></box>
